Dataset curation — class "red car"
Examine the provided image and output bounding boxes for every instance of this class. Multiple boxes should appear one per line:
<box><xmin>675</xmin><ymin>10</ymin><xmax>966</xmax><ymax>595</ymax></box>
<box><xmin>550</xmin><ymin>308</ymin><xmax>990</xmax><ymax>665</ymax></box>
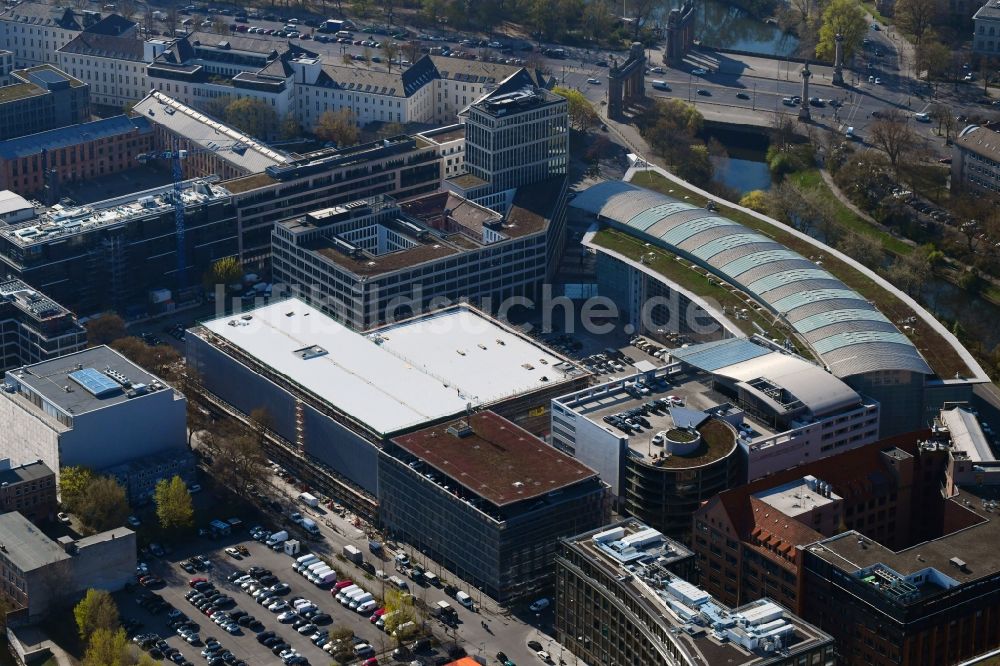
<box><xmin>188</xmin><ymin>577</ymin><xmax>208</xmax><ymax>587</ymax></box>
<box><xmin>369</xmin><ymin>608</ymin><xmax>386</xmax><ymax>623</ymax></box>
<box><xmin>333</xmin><ymin>579</ymin><xmax>353</xmax><ymax>591</ymax></box>
<box><xmin>362</xmin><ymin>659</ymin><xmax>378</xmax><ymax>666</ymax></box>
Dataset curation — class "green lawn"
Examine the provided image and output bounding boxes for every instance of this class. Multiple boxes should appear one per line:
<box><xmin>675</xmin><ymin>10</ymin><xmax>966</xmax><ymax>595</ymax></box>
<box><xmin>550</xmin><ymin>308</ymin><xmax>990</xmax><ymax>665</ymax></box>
<box><xmin>591</xmin><ymin>227</ymin><xmax>798</xmax><ymax>350</ymax></box>
<box><xmin>625</xmin><ymin>170</ymin><xmax>973</xmax><ymax>379</ymax></box>
<box><xmin>787</xmin><ymin>169</ymin><xmax>913</xmax><ymax>256</ymax></box>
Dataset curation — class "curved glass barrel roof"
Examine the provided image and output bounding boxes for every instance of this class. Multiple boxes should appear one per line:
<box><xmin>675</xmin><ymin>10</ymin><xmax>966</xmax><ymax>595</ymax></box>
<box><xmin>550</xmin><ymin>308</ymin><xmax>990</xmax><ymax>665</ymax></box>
<box><xmin>573</xmin><ymin>181</ymin><xmax>932</xmax><ymax>379</ymax></box>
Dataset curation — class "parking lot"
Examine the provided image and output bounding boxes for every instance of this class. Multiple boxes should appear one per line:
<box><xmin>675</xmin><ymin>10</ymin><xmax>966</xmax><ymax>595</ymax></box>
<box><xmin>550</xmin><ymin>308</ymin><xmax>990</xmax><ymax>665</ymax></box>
<box><xmin>118</xmin><ymin>529</ymin><xmax>408</xmax><ymax>665</ymax></box>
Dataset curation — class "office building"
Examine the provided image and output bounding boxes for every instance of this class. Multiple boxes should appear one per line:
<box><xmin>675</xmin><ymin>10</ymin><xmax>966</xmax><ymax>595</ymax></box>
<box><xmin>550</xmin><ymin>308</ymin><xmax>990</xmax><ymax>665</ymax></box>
<box><xmin>448</xmin><ymin>72</ymin><xmax>568</xmax><ymax>207</ymax></box>
<box><xmin>133</xmin><ymin>91</ymin><xmax>288</xmax><ymax>181</ymax></box>
<box><xmin>0</xmin><ymin>178</ymin><xmax>236</xmax><ymax>314</ymax></box>
<box><xmin>555</xmin><ymin>519</ymin><xmax>835</xmax><ymax>666</ymax></box>
<box><xmin>0</xmin><ymin>277</ymin><xmax>86</xmax><ymax>372</ymax></box>
<box><xmin>974</xmin><ymin>0</ymin><xmax>1000</xmax><ymax>55</ymax></box>
<box><xmin>57</xmin><ymin>28</ymin><xmax>171</xmax><ymax>110</ymax></box>
<box><xmin>692</xmin><ymin>434</ymin><xmax>954</xmax><ymax>616</ymax></box>
<box><xmin>0</xmin><ymin>460</ymin><xmax>56</xmax><ymax>524</ymax></box>
<box><xmin>0</xmin><ymin>190</ymin><xmax>34</xmax><ymax>222</ymax></box>
<box><xmin>225</xmin><ymin>133</ymin><xmax>455</xmax><ymax>264</ymax></box>
<box><xmin>379</xmin><ymin>411</ymin><xmax>608</xmax><ymax>602</ymax></box>
<box><xmin>0</xmin><ymin>3</ymin><xmax>94</xmax><ymax>70</ymax></box>
<box><xmin>0</xmin><ymin>65</ymin><xmax>89</xmax><ymax>141</ymax></box>
<box><xmin>148</xmin><ymin>32</ymin><xmax>307</xmax><ymax>119</ymax></box>
<box><xmin>0</xmin><ymin>115</ymin><xmax>153</xmax><ymax>198</ymax></box>
<box><xmin>0</xmin><ymin>345</ymin><xmax>187</xmax><ymax>486</ymax></box>
<box><xmin>0</xmin><ymin>511</ymin><xmax>134</xmax><ymax>619</ymax></box>
<box><xmin>669</xmin><ymin>338</ymin><xmax>881</xmax><ymax>478</ymax></box>
<box><xmin>271</xmin><ymin>183</ymin><xmax>562</xmax><ymax>330</ymax></box>
<box><xmin>292</xmin><ymin>54</ymin><xmax>530</xmax><ymax>130</ymax></box>
<box><xmin>551</xmin><ymin>364</ymin><xmax>741</xmax><ymax>540</ymax></box>
<box><xmin>186</xmin><ymin>299</ymin><xmax>589</xmax><ymax>512</ymax></box>
<box><xmin>952</xmin><ymin>124</ymin><xmax>1000</xmax><ymax>194</ymax></box>
<box><xmin>572</xmin><ymin>180</ymin><xmax>984</xmax><ymax>437</ymax></box>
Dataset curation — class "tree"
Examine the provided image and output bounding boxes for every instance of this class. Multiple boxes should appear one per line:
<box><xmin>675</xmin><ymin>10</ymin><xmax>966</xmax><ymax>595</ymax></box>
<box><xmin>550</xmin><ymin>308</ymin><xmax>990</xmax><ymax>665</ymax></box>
<box><xmin>676</xmin><ymin>144</ymin><xmax>714</xmax><ymax>187</ymax></box>
<box><xmin>401</xmin><ymin>41</ymin><xmax>422</xmax><ymax>66</ymax></box>
<box><xmin>315</xmin><ymin>109</ymin><xmax>360</xmax><ymax>146</ymax></box>
<box><xmin>86</xmin><ymin>313</ymin><xmax>127</xmax><ymax>347</ymax></box>
<box><xmin>204</xmin><ymin>421</ymin><xmax>267</xmax><ymax>496</ymax></box>
<box><xmin>203</xmin><ymin>95</ymin><xmax>235</xmax><ymax>120</ymax></box>
<box><xmin>155</xmin><ymin>476</ymin><xmax>194</xmax><ymax>532</ymax></box>
<box><xmin>639</xmin><ymin>99</ymin><xmax>704</xmax><ymax>168</ymax></box>
<box><xmin>382</xmin><ymin>589</ymin><xmax>415</xmax><ymax>636</ymax></box>
<box><xmin>552</xmin><ymin>86</ymin><xmax>600</xmax><ymax>132</ymax></box>
<box><xmin>352</xmin><ymin>0</ymin><xmax>371</xmax><ymax>19</ymax></box>
<box><xmin>224</xmin><ymin>98</ymin><xmax>278</xmax><ymax>140</ymax></box>
<box><xmin>342</xmin><ymin>52</ymin><xmax>354</xmax><ymax>65</ymax></box>
<box><xmin>422</xmin><ymin>0</ymin><xmax>446</xmax><ymax>23</ymax></box>
<box><xmin>206</xmin><ymin>256</ymin><xmax>243</xmax><ymax>288</ymax></box>
<box><xmin>739</xmin><ymin>190</ymin><xmax>768</xmax><ymax>213</ymax></box>
<box><xmin>870</xmin><ymin>110</ymin><xmax>916</xmax><ymax>177</ymax></box>
<box><xmin>82</xmin><ymin>627</ymin><xmax>130</xmax><ymax>666</ymax></box>
<box><xmin>117</xmin><ymin>0</ymin><xmax>139</xmax><ymax>21</ymax></box>
<box><xmin>382</xmin><ymin>41</ymin><xmax>400</xmax><ymax>73</ymax></box>
<box><xmin>837</xmin><ymin>231</ymin><xmax>885</xmax><ymax>268</ymax></box>
<box><xmin>894</xmin><ymin>0</ymin><xmax>942</xmax><ymax>43</ymax></box>
<box><xmin>885</xmin><ymin>251</ymin><xmax>929</xmax><ymax>296</ymax></box>
<box><xmin>914</xmin><ymin>33</ymin><xmax>951</xmax><ymax>81</ymax></box>
<box><xmin>110</xmin><ymin>337</ymin><xmax>182</xmax><ymax>380</ymax></box>
<box><xmin>377</xmin><ymin>121</ymin><xmax>406</xmax><ymax>140</ymax></box>
<box><xmin>212</xmin><ymin>17</ymin><xmax>230</xmax><ymax>34</ymax></box>
<box><xmin>75</xmin><ymin>476</ymin><xmax>130</xmax><ymax>534</ymax></box>
<box><xmin>280</xmin><ymin>113</ymin><xmax>302</xmax><ymax>140</ymax></box>
<box><xmin>815</xmin><ymin>0</ymin><xmax>867</xmax><ymax>62</ymax></box>
<box><xmin>60</xmin><ymin>466</ymin><xmax>96</xmax><ymax>509</ymax></box>
<box><xmin>74</xmin><ymin>589</ymin><xmax>119</xmax><ymax>640</ymax></box>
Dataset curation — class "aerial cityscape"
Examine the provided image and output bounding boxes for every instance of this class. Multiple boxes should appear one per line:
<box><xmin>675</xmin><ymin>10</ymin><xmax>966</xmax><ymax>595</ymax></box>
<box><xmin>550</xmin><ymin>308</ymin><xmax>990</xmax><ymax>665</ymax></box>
<box><xmin>0</xmin><ymin>0</ymin><xmax>997</xmax><ymax>664</ymax></box>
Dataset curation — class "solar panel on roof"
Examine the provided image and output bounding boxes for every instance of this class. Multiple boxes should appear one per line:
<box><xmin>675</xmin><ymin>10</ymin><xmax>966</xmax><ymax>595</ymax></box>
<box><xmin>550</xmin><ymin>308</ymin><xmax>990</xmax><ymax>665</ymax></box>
<box><xmin>68</xmin><ymin>368</ymin><xmax>121</xmax><ymax>398</ymax></box>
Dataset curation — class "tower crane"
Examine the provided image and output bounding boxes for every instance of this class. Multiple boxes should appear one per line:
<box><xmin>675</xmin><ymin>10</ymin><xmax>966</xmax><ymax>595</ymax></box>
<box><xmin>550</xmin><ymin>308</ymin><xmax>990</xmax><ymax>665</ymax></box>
<box><xmin>136</xmin><ymin>140</ymin><xmax>247</xmax><ymax>291</ymax></box>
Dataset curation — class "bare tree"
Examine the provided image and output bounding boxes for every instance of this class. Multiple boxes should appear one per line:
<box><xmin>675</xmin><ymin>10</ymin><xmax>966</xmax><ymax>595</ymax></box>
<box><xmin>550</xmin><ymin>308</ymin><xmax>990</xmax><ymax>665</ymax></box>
<box><xmin>893</xmin><ymin>0</ymin><xmax>943</xmax><ymax>43</ymax></box>
<box><xmin>382</xmin><ymin>41</ymin><xmax>399</xmax><ymax>73</ymax></box>
<box><xmin>870</xmin><ymin>110</ymin><xmax>916</xmax><ymax>178</ymax></box>
<box><xmin>117</xmin><ymin>0</ymin><xmax>139</xmax><ymax>22</ymax></box>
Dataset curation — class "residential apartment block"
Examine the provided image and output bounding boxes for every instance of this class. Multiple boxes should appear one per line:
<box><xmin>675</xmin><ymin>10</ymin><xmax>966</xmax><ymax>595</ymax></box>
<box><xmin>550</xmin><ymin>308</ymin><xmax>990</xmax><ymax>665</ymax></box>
<box><xmin>555</xmin><ymin>519</ymin><xmax>835</xmax><ymax>666</ymax></box>
<box><xmin>379</xmin><ymin>411</ymin><xmax>608</xmax><ymax>602</ymax></box>
<box><xmin>0</xmin><ymin>115</ymin><xmax>152</xmax><ymax>198</ymax></box>
<box><xmin>0</xmin><ymin>65</ymin><xmax>89</xmax><ymax>141</ymax></box>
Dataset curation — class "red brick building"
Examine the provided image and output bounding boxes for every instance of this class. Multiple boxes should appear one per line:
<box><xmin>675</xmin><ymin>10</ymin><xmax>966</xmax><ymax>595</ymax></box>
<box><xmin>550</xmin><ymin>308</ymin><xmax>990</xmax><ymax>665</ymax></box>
<box><xmin>692</xmin><ymin>432</ymin><xmax>950</xmax><ymax>616</ymax></box>
<box><xmin>0</xmin><ymin>114</ymin><xmax>152</xmax><ymax>197</ymax></box>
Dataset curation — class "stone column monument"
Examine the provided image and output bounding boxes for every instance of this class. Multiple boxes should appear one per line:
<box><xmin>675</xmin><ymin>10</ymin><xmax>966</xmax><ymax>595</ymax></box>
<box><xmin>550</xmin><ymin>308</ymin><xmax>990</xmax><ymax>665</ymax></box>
<box><xmin>799</xmin><ymin>62</ymin><xmax>812</xmax><ymax>121</ymax></box>
<box><xmin>833</xmin><ymin>33</ymin><xmax>845</xmax><ymax>86</ymax></box>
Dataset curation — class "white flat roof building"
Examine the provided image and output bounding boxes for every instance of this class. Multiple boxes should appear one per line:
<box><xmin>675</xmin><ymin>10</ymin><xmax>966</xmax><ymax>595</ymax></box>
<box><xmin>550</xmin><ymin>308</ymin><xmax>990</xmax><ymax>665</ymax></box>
<box><xmin>200</xmin><ymin>299</ymin><xmax>581</xmax><ymax>436</ymax></box>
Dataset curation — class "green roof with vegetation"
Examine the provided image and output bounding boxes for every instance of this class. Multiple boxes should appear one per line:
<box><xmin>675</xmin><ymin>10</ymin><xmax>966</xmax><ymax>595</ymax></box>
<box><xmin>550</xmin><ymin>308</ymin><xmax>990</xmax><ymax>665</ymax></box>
<box><xmin>627</xmin><ymin>170</ymin><xmax>972</xmax><ymax>380</ymax></box>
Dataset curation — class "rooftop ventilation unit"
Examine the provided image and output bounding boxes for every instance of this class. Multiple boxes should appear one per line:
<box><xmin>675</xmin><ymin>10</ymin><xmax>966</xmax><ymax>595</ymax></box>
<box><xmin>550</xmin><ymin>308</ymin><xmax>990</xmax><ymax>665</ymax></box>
<box><xmin>446</xmin><ymin>421</ymin><xmax>473</xmax><ymax>438</ymax></box>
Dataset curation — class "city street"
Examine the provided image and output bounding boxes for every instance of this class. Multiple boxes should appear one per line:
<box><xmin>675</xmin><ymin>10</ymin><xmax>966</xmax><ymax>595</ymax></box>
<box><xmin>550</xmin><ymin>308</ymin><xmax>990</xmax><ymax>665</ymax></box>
<box><xmin>263</xmin><ymin>474</ymin><xmax>573</xmax><ymax>666</ymax></box>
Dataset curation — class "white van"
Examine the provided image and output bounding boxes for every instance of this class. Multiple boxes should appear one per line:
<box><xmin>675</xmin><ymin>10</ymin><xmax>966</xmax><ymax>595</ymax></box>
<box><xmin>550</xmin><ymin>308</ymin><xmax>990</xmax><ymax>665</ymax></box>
<box><xmin>651</xmin><ymin>80</ymin><xmax>669</xmax><ymax>91</ymax></box>
<box><xmin>455</xmin><ymin>590</ymin><xmax>474</xmax><ymax>608</ymax></box>
<box><xmin>914</xmin><ymin>112</ymin><xmax>930</xmax><ymax>122</ymax></box>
